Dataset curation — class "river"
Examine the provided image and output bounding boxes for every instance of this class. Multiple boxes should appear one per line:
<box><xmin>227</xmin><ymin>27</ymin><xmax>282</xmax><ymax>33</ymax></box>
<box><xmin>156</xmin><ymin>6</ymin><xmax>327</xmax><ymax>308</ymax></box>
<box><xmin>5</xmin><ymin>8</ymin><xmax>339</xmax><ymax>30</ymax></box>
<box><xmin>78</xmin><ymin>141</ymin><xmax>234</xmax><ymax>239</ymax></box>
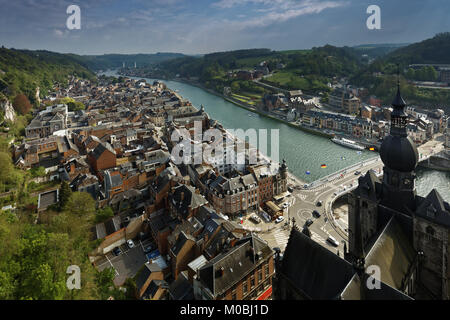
<box><xmin>101</xmin><ymin>70</ymin><xmax>450</xmax><ymax>202</ymax></box>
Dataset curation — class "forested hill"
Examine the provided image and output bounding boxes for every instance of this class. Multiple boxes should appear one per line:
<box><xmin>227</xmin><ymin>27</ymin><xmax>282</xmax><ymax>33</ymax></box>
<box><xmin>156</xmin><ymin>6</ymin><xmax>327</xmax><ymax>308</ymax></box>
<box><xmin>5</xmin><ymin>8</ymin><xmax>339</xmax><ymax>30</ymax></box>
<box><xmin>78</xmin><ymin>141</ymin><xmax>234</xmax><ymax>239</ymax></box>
<box><xmin>382</xmin><ymin>32</ymin><xmax>450</xmax><ymax>65</ymax></box>
<box><xmin>153</xmin><ymin>46</ymin><xmax>362</xmax><ymax>79</ymax></box>
<box><xmin>68</xmin><ymin>52</ymin><xmax>187</xmax><ymax>71</ymax></box>
<box><xmin>0</xmin><ymin>47</ymin><xmax>95</xmax><ymax>104</ymax></box>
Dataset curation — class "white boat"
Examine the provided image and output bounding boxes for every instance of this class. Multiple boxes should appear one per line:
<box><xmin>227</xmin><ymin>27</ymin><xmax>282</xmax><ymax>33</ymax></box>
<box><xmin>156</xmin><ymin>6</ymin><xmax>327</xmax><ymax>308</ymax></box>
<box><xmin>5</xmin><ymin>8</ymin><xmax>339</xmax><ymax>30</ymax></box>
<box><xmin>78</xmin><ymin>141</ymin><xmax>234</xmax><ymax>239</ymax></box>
<box><xmin>331</xmin><ymin>137</ymin><xmax>365</xmax><ymax>151</ymax></box>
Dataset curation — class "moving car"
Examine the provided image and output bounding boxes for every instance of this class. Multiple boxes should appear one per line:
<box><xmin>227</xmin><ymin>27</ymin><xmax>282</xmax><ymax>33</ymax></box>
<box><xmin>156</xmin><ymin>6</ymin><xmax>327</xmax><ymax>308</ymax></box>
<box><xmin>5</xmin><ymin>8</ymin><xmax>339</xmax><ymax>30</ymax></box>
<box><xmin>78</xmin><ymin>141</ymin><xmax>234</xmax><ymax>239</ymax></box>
<box><xmin>316</xmin><ymin>201</ymin><xmax>323</xmax><ymax>207</ymax></box>
<box><xmin>288</xmin><ymin>186</ymin><xmax>294</xmax><ymax>193</ymax></box>
<box><xmin>275</xmin><ymin>216</ymin><xmax>285</xmax><ymax>224</ymax></box>
<box><xmin>127</xmin><ymin>239</ymin><xmax>135</xmax><ymax>249</ymax></box>
<box><xmin>312</xmin><ymin>210</ymin><xmax>321</xmax><ymax>218</ymax></box>
<box><xmin>354</xmin><ymin>171</ymin><xmax>361</xmax><ymax>175</ymax></box>
<box><xmin>305</xmin><ymin>219</ymin><xmax>314</xmax><ymax>227</ymax></box>
<box><xmin>326</xmin><ymin>236</ymin><xmax>339</xmax><ymax>247</ymax></box>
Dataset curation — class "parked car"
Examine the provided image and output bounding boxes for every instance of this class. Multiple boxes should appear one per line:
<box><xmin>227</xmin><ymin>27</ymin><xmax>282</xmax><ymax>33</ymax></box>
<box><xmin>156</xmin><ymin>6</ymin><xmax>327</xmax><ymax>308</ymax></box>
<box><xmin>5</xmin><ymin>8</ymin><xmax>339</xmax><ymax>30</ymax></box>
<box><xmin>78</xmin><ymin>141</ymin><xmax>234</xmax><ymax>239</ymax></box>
<box><xmin>354</xmin><ymin>171</ymin><xmax>361</xmax><ymax>175</ymax></box>
<box><xmin>112</xmin><ymin>247</ymin><xmax>121</xmax><ymax>256</ymax></box>
<box><xmin>312</xmin><ymin>210</ymin><xmax>321</xmax><ymax>218</ymax></box>
<box><xmin>305</xmin><ymin>219</ymin><xmax>314</xmax><ymax>227</ymax></box>
<box><xmin>144</xmin><ymin>244</ymin><xmax>155</xmax><ymax>254</ymax></box>
<box><xmin>316</xmin><ymin>201</ymin><xmax>323</xmax><ymax>207</ymax></box>
<box><xmin>249</xmin><ymin>215</ymin><xmax>261</xmax><ymax>224</ymax></box>
<box><xmin>275</xmin><ymin>216</ymin><xmax>285</xmax><ymax>224</ymax></box>
<box><xmin>327</xmin><ymin>236</ymin><xmax>339</xmax><ymax>247</ymax></box>
<box><xmin>288</xmin><ymin>186</ymin><xmax>294</xmax><ymax>193</ymax></box>
<box><xmin>127</xmin><ymin>239</ymin><xmax>135</xmax><ymax>249</ymax></box>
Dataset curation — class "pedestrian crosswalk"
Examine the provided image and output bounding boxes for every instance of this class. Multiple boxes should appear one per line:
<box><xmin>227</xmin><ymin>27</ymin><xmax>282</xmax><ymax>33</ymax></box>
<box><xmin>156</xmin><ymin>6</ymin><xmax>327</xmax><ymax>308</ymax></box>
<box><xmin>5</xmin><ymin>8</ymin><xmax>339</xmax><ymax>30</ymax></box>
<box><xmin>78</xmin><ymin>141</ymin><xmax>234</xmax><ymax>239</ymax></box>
<box><xmin>273</xmin><ymin>228</ymin><xmax>328</xmax><ymax>248</ymax></box>
<box><xmin>311</xmin><ymin>232</ymin><xmax>327</xmax><ymax>245</ymax></box>
<box><xmin>273</xmin><ymin>230</ymin><xmax>290</xmax><ymax>251</ymax></box>
<box><xmin>296</xmin><ymin>193</ymin><xmax>307</xmax><ymax>201</ymax></box>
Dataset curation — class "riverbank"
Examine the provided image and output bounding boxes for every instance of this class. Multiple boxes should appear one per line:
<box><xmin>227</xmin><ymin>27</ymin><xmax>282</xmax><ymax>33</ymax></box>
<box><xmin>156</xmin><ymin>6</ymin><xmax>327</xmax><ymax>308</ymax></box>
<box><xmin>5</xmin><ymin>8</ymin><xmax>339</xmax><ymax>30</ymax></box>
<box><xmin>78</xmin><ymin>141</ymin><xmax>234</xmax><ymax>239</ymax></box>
<box><xmin>156</xmin><ymin>77</ymin><xmax>335</xmax><ymax>139</ymax></box>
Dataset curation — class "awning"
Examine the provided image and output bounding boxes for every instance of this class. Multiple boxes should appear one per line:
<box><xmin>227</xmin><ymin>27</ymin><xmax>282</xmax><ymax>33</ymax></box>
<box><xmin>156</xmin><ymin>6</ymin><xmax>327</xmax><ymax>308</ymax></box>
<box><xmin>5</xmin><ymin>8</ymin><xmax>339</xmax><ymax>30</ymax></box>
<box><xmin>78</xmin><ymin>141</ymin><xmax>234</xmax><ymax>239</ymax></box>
<box><xmin>257</xmin><ymin>286</ymin><xmax>272</xmax><ymax>300</ymax></box>
<box><xmin>266</xmin><ymin>201</ymin><xmax>281</xmax><ymax>213</ymax></box>
<box><xmin>273</xmin><ymin>191</ymin><xmax>290</xmax><ymax>201</ymax></box>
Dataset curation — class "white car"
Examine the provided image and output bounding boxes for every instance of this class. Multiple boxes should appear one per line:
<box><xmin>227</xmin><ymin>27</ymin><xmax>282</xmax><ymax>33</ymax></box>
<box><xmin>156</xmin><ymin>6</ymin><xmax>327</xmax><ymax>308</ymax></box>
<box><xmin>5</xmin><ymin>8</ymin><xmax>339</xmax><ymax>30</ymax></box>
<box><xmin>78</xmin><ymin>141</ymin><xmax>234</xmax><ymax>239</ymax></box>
<box><xmin>326</xmin><ymin>236</ymin><xmax>339</xmax><ymax>247</ymax></box>
<box><xmin>127</xmin><ymin>239</ymin><xmax>135</xmax><ymax>248</ymax></box>
<box><xmin>275</xmin><ymin>216</ymin><xmax>285</xmax><ymax>224</ymax></box>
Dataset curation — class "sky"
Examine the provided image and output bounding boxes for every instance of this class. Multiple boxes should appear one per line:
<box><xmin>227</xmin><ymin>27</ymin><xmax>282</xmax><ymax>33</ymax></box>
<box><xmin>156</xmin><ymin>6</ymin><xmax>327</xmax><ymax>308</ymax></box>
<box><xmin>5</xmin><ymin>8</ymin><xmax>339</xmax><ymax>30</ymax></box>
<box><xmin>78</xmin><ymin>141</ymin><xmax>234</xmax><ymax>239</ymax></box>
<box><xmin>0</xmin><ymin>0</ymin><xmax>449</xmax><ymax>55</ymax></box>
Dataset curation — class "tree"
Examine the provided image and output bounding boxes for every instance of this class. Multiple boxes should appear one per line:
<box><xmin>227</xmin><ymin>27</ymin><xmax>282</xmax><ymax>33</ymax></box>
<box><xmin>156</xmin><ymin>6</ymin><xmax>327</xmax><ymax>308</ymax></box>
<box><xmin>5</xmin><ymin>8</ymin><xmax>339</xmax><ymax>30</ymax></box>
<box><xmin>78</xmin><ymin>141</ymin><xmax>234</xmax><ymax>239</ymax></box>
<box><xmin>64</xmin><ymin>191</ymin><xmax>95</xmax><ymax>217</ymax></box>
<box><xmin>95</xmin><ymin>206</ymin><xmax>114</xmax><ymax>223</ymax></box>
<box><xmin>95</xmin><ymin>268</ymin><xmax>116</xmax><ymax>300</ymax></box>
<box><xmin>30</xmin><ymin>166</ymin><xmax>46</xmax><ymax>178</ymax></box>
<box><xmin>59</xmin><ymin>181</ymin><xmax>71</xmax><ymax>211</ymax></box>
<box><xmin>12</xmin><ymin>94</ymin><xmax>32</xmax><ymax>115</ymax></box>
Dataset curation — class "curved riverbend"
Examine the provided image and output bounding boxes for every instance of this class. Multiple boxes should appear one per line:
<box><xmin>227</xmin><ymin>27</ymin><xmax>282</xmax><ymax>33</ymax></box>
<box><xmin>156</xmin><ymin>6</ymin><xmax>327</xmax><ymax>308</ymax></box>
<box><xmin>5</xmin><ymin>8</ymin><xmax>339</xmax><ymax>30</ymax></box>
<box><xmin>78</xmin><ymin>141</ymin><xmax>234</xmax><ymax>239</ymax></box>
<box><xmin>101</xmin><ymin>71</ymin><xmax>450</xmax><ymax>202</ymax></box>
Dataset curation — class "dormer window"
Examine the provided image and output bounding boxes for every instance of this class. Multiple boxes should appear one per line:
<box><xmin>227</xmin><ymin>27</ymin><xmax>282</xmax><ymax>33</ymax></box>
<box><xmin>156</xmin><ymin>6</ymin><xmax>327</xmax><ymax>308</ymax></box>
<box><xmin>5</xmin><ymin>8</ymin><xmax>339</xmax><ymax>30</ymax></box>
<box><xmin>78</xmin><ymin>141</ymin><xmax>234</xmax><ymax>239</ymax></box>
<box><xmin>426</xmin><ymin>205</ymin><xmax>437</xmax><ymax>219</ymax></box>
<box><xmin>426</xmin><ymin>225</ymin><xmax>435</xmax><ymax>236</ymax></box>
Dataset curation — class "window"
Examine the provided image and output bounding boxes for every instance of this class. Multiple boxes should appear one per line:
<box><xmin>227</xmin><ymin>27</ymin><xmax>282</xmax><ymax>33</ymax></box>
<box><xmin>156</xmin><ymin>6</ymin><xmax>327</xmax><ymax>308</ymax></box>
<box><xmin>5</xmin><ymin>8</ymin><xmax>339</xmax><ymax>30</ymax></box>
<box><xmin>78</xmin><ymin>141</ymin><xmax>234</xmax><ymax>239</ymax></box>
<box><xmin>251</xmin><ymin>276</ymin><xmax>255</xmax><ymax>289</ymax></box>
<box><xmin>232</xmin><ymin>290</ymin><xmax>237</xmax><ymax>300</ymax></box>
<box><xmin>265</xmin><ymin>264</ymin><xmax>269</xmax><ymax>277</ymax></box>
<box><xmin>258</xmin><ymin>271</ymin><xmax>262</xmax><ymax>282</ymax></box>
<box><xmin>243</xmin><ymin>282</ymin><xmax>248</xmax><ymax>295</ymax></box>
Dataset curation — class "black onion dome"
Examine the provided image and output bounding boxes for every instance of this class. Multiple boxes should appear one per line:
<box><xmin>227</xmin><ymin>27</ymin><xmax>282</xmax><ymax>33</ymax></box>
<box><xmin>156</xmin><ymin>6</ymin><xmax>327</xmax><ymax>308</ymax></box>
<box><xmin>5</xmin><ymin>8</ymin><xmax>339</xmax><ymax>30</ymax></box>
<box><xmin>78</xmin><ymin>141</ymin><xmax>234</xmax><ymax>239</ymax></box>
<box><xmin>380</xmin><ymin>135</ymin><xmax>418</xmax><ymax>172</ymax></box>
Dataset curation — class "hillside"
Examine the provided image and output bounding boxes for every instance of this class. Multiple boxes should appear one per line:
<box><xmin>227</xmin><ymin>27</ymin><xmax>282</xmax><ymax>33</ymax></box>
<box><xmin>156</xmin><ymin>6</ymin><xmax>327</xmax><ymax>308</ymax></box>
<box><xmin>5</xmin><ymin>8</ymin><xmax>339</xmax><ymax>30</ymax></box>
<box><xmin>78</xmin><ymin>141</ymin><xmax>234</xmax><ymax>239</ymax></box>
<box><xmin>0</xmin><ymin>48</ymin><xmax>95</xmax><ymax>104</ymax></box>
<box><xmin>383</xmin><ymin>32</ymin><xmax>450</xmax><ymax>65</ymax></box>
<box><xmin>352</xmin><ymin>43</ymin><xmax>409</xmax><ymax>60</ymax></box>
<box><xmin>69</xmin><ymin>52</ymin><xmax>187</xmax><ymax>71</ymax></box>
<box><xmin>134</xmin><ymin>46</ymin><xmax>363</xmax><ymax>95</ymax></box>
<box><xmin>350</xmin><ymin>33</ymin><xmax>450</xmax><ymax>109</ymax></box>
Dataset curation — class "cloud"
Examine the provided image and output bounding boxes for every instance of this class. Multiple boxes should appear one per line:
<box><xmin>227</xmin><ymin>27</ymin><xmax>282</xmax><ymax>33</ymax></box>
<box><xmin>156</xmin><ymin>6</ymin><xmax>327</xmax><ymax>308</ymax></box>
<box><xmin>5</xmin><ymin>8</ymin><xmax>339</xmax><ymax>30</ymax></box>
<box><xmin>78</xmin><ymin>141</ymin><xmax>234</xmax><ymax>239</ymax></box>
<box><xmin>212</xmin><ymin>0</ymin><xmax>348</xmax><ymax>29</ymax></box>
<box><xmin>209</xmin><ymin>0</ymin><xmax>349</xmax><ymax>31</ymax></box>
<box><xmin>53</xmin><ymin>29</ymin><xmax>66</xmax><ymax>38</ymax></box>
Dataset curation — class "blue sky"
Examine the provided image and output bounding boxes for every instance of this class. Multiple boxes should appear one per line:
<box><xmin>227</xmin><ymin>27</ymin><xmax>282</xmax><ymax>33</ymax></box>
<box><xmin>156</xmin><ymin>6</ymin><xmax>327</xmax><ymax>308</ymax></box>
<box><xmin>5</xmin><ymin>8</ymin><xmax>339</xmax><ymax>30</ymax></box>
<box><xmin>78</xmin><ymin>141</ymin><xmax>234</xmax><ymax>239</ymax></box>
<box><xmin>0</xmin><ymin>0</ymin><xmax>449</xmax><ymax>55</ymax></box>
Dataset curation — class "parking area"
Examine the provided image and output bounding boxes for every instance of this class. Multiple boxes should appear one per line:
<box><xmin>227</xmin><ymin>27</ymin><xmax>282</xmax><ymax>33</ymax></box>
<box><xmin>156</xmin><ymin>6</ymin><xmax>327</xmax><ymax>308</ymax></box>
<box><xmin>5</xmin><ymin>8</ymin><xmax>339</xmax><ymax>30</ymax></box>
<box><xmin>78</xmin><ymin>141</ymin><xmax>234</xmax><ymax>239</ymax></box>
<box><xmin>96</xmin><ymin>238</ymin><xmax>154</xmax><ymax>286</ymax></box>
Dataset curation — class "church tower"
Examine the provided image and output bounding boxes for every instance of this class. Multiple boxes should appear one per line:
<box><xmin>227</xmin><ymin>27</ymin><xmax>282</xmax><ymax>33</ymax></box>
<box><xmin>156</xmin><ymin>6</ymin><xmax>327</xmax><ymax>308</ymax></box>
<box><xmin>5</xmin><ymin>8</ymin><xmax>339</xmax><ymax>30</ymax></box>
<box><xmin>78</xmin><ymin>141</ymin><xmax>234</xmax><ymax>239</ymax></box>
<box><xmin>379</xmin><ymin>80</ymin><xmax>419</xmax><ymax>214</ymax></box>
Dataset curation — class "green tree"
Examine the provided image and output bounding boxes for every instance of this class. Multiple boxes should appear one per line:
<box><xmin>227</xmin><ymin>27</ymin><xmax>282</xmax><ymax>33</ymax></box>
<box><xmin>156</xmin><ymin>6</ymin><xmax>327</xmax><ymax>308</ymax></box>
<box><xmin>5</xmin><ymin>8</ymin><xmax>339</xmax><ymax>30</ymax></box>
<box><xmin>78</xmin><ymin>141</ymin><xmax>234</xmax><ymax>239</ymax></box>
<box><xmin>95</xmin><ymin>206</ymin><xmax>114</xmax><ymax>223</ymax></box>
<box><xmin>95</xmin><ymin>268</ymin><xmax>116</xmax><ymax>300</ymax></box>
<box><xmin>59</xmin><ymin>181</ymin><xmax>71</xmax><ymax>211</ymax></box>
<box><xmin>64</xmin><ymin>191</ymin><xmax>96</xmax><ymax>217</ymax></box>
<box><xmin>30</xmin><ymin>166</ymin><xmax>46</xmax><ymax>178</ymax></box>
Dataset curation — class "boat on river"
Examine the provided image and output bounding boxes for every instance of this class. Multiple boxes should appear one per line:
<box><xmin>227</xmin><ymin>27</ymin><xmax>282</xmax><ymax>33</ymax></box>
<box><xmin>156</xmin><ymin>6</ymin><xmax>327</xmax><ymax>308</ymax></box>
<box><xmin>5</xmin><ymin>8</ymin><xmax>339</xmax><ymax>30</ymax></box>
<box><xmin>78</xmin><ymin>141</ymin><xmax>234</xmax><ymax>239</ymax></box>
<box><xmin>331</xmin><ymin>137</ymin><xmax>365</xmax><ymax>151</ymax></box>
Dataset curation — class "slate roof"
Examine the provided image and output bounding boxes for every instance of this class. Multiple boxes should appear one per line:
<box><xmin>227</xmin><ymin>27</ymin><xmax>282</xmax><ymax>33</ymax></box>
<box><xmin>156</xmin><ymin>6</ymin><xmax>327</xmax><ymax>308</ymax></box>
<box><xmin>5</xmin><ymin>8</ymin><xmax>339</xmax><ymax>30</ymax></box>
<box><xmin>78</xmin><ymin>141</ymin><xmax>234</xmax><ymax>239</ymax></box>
<box><xmin>169</xmin><ymin>272</ymin><xmax>194</xmax><ymax>300</ymax></box>
<box><xmin>170</xmin><ymin>184</ymin><xmax>208</xmax><ymax>219</ymax></box>
<box><xmin>198</xmin><ymin>234</ymin><xmax>272</xmax><ymax>298</ymax></box>
<box><xmin>364</xmin><ymin>217</ymin><xmax>417</xmax><ymax>290</ymax></box>
<box><xmin>91</xmin><ymin>142</ymin><xmax>116</xmax><ymax>160</ymax></box>
<box><xmin>354</xmin><ymin>170</ymin><xmax>381</xmax><ymax>202</ymax></box>
<box><xmin>340</xmin><ymin>273</ymin><xmax>412</xmax><ymax>300</ymax></box>
<box><xmin>170</xmin><ymin>231</ymin><xmax>195</xmax><ymax>257</ymax></box>
<box><xmin>279</xmin><ymin>227</ymin><xmax>355</xmax><ymax>300</ymax></box>
<box><xmin>415</xmin><ymin>189</ymin><xmax>450</xmax><ymax>227</ymax></box>
<box><xmin>144</xmin><ymin>279</ymin><xmax>169</xmax><ymax>300</ymax></box>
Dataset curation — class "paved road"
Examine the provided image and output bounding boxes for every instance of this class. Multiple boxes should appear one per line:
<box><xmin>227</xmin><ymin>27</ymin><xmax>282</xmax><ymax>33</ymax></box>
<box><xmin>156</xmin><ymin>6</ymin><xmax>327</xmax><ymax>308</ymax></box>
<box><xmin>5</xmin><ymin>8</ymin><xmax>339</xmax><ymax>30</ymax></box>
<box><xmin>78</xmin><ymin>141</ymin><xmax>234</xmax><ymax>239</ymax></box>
<box><xmin>256</xmin><ymin>158</ymin><xmax>384</xmax><ymax>256</ymax></box>
<box><xmin>255</xmin><ymin>135</ymin><xmax>445</xmax><ymax>256</ymax></box>
<box><xmin>96</xmin><ymin>238</ymin><xmax>154</xmax><ymax>286</ymax></box>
